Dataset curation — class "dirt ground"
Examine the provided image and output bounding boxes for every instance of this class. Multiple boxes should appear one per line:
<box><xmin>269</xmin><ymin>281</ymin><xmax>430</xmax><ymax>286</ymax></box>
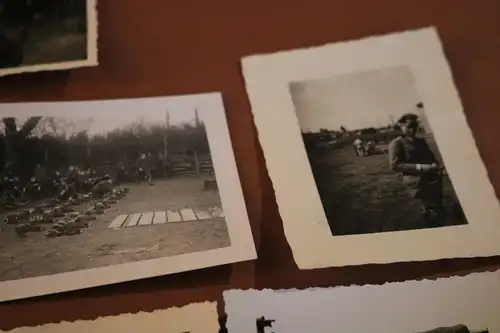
<box><xmin>308</xmin><ymin>144</ymin><xmax>467</xmax><ymax>236</ymax></box>
<box><xmin>0</xmin><ymin>177</ymin><xmax>230</xmax><ymax>282</ymax></box>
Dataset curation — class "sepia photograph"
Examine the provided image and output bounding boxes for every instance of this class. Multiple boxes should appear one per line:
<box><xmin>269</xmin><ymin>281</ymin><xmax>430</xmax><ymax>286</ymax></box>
<box><xmin>0</xmin><ymin>93</ymin><xmax>255</xmax><ymax>301</ymax></box>
<box><xmin>0</xmin><ymin>0</ymin><xmax>97</xmax><ymax>77</ymax></box>
<box><xmin>290</xmin><ymin>66</ymin><xmax>466</xmax><ymax>236</ymax></box>
<box><xmin>241</xmin><ymin>27</ymin><xmax>500</xmax><ymax>268</ymax></box>
<box><xmin>224</xmin><ymin>271</ymin><xmax>500</xmax><ymax>333</ymax></box>
<box><xmin>1</xmin><ymin>301</ymin><xmax>220</xmax><ymax>333</ymax></box>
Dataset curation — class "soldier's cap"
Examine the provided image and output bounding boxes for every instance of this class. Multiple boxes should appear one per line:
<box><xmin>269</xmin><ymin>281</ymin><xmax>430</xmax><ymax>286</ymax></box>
<box><xmin>397</xmin><ymin>112</ymin><xmax>420</xmax><ymax>124</ymax></box>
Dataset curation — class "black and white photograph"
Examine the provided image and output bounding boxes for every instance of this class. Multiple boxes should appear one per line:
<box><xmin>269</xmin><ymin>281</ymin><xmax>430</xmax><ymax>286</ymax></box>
<box><xmin>0</xmin><ymin>0</ymin><xmax>97</xmax><ymax>77</ymax></box>
<box><xmin>224</xmin><ymin>271</ymin><xmax>500</xmax><ymax>333</ymax></box>
<box><xmin>290</xmin><ymin>66</ymin><xmax>466</xmax><ymax>236</ymax></box>
<box><xmin>241</xmin><ymin>27</ymin><xmax>500</xmax><ymax>267</ymax></box>
<box><xmin>0</xmin><ymin>93</ymin><xmax>255</xmax><ymax>301</ymax></box>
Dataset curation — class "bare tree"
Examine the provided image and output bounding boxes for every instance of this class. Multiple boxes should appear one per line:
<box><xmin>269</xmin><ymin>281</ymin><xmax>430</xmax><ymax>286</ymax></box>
<box><xmin>32</xmin><ymin>116</ymin><xmax>94</xmax><ymax>139</ymax></box>
<box><xmin>1</xmin><ymin>116</ymin><xmax>42</xmax><ymax>174</ymax></box>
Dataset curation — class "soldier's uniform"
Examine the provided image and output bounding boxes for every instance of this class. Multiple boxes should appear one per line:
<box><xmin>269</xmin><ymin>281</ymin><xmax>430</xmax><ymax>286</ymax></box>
<box><xmin>353</xmin><ymin>138</ymin><xmax>364</xmax><ymax>156</ymax></box>
<box><xmin>388</xmin><ymin>113</ymin><xmax>444</xmax><ymax>216</ymax></box>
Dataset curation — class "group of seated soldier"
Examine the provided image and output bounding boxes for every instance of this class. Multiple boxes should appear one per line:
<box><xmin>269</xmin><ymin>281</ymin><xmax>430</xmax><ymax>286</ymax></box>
<box><xmin>0</xmin><ymin>163</ymin><xmax>116</xmax><ymax>210</ymax></box>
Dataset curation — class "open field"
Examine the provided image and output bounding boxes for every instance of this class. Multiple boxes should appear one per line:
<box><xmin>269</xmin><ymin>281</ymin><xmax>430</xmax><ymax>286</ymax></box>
<box><xmin>0</xmin><ymin>16</ymin><xmax>87</xmax><ymax>68</ymax></box>
<box><xmin>308</xmin><ymin>143</ymin><xmax>467</xmax><ymax>236</ymax></box>
<box><xmin>23</xmin><ymin>17</ymin><xmax>87</xmax><ymax>65</ymax></box>
<box><xmin>0</xmin><ymin>177</ymin><xmax>230</xmax><ymax>282</ymax></box>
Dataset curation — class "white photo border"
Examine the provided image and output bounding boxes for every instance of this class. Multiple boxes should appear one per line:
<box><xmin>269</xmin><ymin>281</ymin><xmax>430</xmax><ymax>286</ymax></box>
<box><xmin>241</xmin><ymin>27</ymin><xmax>500</xmax><ymax>268</ymax></box>
<box><xmin>0</xmin><ymin>0</ymin><xmax>98</xmax><ymax>78</ymax></box>
<box><xmin>0</xmin><ymin>92</ymin><xmax>256</xmax><ymax>301</ymax></box>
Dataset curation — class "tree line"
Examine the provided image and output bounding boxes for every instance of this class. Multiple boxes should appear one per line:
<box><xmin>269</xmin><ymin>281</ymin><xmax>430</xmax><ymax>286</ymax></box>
<box><xmin>0</xmin><ymin>116</ymin><xmax>210</xmax><ymax>179</ymax></box>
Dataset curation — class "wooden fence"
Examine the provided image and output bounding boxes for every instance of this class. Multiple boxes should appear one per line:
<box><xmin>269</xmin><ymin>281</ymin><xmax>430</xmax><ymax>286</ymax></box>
<box><xmin>169</xmin><ymin>153</ymin><xmax>214</xmax><ymax>176</ymax></box>
<box><xmin>91</xmin><ymin>151</ymin><xmax>215</xmax><ymax>179</ymax></box>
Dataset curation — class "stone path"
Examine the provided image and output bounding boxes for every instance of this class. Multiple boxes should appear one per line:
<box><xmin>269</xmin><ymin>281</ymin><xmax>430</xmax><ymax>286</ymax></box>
<box><xmin>108</xmin><ymin>206</ymin><xmax>225</xmax><ymax>229</ymax></box>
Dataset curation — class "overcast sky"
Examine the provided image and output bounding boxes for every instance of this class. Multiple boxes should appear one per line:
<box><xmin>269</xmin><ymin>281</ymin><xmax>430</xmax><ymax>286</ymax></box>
<box><xmin>0</xmin><ymin>95</ymin><xmax>203</xmax><ymax>136</ymax></box>
<box><xmin>290</xmin><ymin>66</ymin><xmax>422</xmax><ymax>132</ymax></box>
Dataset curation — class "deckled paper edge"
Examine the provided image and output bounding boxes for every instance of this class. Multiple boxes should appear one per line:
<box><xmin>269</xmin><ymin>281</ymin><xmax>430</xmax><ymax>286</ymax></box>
<box><xmin>223</xmin><ymin>270</ymin><xmax>500</xmax><ymax>333</ymax></box>
<box><xmin>223</xmin><ymin>269</ymin><xmax>500</xmax><ymax>294</ymax></box>
<box><xmin>240</xmin><ymin>26</ymin><xmax>500</xmax><ymax>268</ymax></box>
<box><xmin>0</xmin><ymin>92</ymin><xmax>256</xmax><ymax>302</ymax></box>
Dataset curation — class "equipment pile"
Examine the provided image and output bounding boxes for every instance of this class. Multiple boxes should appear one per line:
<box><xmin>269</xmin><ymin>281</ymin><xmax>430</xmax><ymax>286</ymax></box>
<box><xmin>3</xmin><ymin>186</ymin><xmax>130</xmax><ymax>238</ymax></box>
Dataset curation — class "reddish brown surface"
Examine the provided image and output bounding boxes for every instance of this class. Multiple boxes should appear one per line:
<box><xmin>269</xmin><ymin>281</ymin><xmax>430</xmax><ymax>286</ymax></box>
<box><xmin>1</xmin><ymin>0</ymin><xmax>500</xmax><ymax>330</ymax></box>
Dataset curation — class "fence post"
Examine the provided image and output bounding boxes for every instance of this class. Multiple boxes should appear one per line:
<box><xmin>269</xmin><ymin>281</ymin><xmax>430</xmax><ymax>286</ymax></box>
<box><xmin>193</xmin><ymin>150</ymin><xmax>200</xmax><ymax>175</ymax></box>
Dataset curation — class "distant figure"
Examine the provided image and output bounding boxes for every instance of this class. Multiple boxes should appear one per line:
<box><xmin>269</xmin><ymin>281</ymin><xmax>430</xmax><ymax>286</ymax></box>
<box><xmin>54</xmin><ymin>166</ymin><xmax>79</xmax><ymax>201</ymax></box>
<box><xmin>67</xmin><ymin>165</ymin><xmax>82</xmax><ymax>193</ymax></box>
<box><xmin>135</xmin><ymin>153</ymin><xmax>153</xmax><ymax>185</ymax></box>
<box><xmin>365</xmin><ymin>140</ymin><xmax>375</xmax><ymax>156</ymax></box>
<box><xmin>116</xmin><ymin>160</ymin><xmax>129</xmax><ymax>182</ymax></box>
<box><xmin>256</xmin><ymin>317</ymin><xmax>275</xmax><ymax>333</ymax></box>
<box><xmin>388</xmin><ymin>107</ymin><xmax>445</xmax><ymax>221</ymax></box>
<box><xmin>146</xmin><ymin>152</ymin><xmax>155</xmax><ymax>183</ymax></box>
<box><xmin>353</xmin><ymin>137</ymin><xmax>364</xmax><ymax>156</ymax></box>
<box><xmin>24</xmin><ymin>164</ymin><xmax>47</xmax><ymax>199</ymax></box>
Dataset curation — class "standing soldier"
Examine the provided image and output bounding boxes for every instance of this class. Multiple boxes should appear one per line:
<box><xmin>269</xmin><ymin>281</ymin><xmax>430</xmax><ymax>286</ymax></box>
<box><xmin>365</xmin><ymin>140</ymin><xmax>375</xmax><ymax>156</ymax></box>
<box><xmin>388</xmin><ymin>107</ymin><xmax>445</xmax><ymax>223</ymax></box>
<box><xmin>145</xmin><ymin>152</ymin><xmax>154</xmax><ymax>185</ymax></box>
<box><xmin>135</xmin><ymin>152</ymin><xmax>154</xmax><ymax>185</ymax></box>
<box><xmin>353</xmin><ymin>136</ymin><xmax>365</xmax><ymax>156</ymax></box>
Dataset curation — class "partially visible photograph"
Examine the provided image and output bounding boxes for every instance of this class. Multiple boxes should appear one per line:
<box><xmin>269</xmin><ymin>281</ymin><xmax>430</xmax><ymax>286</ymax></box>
<box><xmin>0</xmin><ymin>93</ymin><xmax>255</xmax><ymax>302</ymax></box>
<box><xmin>224</xmin><ymin>271</ymin><xmax>500</xmax><ymax>333</ymax></box>
<box><xmin>290</xmin><ymin>66</ymin><xmax>466</xmax><ymax>236</ymax></box>
<box><xmin>1</xmin><ymin>302</ymin><xmax>219</xmax><ymax>333</ymax></box>
<box><xmin>0</xmin><ymin>0</ymin><xmax>97</xmax><ymax>77</ymax></box>
<box><xmin>255</xmin><ymin>319</ymin><xmax>487</xmax><ymax>333</ymax></box>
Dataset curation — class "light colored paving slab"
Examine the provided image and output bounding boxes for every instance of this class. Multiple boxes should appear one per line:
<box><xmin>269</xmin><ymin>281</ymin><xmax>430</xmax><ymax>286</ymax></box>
<box><xmin>113</xmin><ymin>206</ymin><xmax>224</xmax><ymax>228</ymax></box>
<box><xmin>124</xmin><ymin>213</ymin><xmax>141</xmax><ymax>227</ymax></box>
<box><xmin>152</xmin><ymin>211</ymin><xmax>167</xmax><ymax>224</ymax></box>
<box><xmin>194</xmin><ymin>209</ymin><xmax>212</xmax><ymax>220</ymax></box>
<box><xmin>138</xmin><ymin>212</ymin><xmax>154</xmax><ymax>226</ymax></box>
<box><xmin>108</xmin><ymin>214</ymin><xmax>128</xmax><ymax>229</ymax></box>
<box><xmin>166</xmin><ymin>210</ymin><xmax>182</xmax><ymax>222</ymax></box>
<box><xmin>180</xmin><ymin>208</ymin><xmax>197</xmax><ymax>221</ymax></box>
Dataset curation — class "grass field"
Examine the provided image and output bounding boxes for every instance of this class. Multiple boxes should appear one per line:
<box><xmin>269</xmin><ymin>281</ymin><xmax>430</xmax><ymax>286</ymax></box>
<box><xmin>0</xmin><ymin>177</ymin><xmax>230</xmax><ymax>282</ymax></box>
<box><xmin>0</xmin><ymin>16</ymin><xmax>88</xmax><ymax>68</ymax></box>
<box><xmin>22</xmin><ymin>17</ymin><xmax>87</xmax><ymax>66</ymax></box>
<box><xmin>308</xmin><ymin>143</ymin><xmax>467</xmax><ymax>236</ymax></box>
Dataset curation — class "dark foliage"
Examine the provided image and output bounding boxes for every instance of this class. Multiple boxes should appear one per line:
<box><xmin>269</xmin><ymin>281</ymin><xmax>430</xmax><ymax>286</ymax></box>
<box><xmin>0</xmin><ymin>117</ymin><xmax>210</xmax><ymax>178</ymax></box>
